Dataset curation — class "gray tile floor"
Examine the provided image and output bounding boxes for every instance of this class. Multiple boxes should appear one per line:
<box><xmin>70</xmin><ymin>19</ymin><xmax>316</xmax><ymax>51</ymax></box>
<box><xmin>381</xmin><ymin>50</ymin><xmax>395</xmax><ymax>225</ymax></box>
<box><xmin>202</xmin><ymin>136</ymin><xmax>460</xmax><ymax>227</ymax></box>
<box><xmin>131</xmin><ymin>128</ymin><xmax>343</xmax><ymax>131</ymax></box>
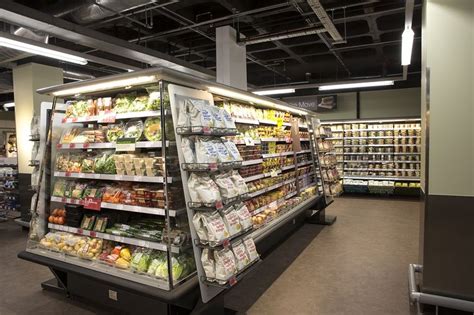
<box><xmin>0</xmin><ymin>196</ymin><xmax>420</xmax><ymax>314</ymax></box>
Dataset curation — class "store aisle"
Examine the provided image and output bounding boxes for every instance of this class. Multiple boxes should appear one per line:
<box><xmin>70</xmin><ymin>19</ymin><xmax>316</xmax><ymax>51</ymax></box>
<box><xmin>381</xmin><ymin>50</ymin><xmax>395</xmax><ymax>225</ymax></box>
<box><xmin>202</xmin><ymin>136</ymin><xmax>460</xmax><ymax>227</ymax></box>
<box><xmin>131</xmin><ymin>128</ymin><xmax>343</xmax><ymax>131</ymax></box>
<box><xmin>246</xmin><ymin>196</ymin><xmax>420</xmax><ymax>315</ymax></box>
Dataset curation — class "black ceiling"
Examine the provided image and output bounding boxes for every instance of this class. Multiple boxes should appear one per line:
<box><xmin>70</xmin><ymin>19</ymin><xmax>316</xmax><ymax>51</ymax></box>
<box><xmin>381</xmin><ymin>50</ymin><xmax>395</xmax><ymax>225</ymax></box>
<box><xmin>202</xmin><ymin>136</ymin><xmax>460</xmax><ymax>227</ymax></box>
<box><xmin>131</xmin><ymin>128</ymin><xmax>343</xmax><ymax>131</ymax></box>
<box><xmin>8</xmin><ymin>0</ymin><xmax>422</xmax><ymax>88</ymax></box>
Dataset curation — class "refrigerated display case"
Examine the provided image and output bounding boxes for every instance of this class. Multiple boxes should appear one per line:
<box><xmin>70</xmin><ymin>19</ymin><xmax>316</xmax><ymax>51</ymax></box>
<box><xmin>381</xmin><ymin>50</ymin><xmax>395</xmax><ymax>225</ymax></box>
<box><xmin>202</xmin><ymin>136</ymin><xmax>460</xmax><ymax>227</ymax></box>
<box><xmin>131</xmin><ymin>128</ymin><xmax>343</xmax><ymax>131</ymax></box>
<box><xmin>19</xmin><ymin>67</ymin><xmax>333</xmax><ymax>312</ymax></box>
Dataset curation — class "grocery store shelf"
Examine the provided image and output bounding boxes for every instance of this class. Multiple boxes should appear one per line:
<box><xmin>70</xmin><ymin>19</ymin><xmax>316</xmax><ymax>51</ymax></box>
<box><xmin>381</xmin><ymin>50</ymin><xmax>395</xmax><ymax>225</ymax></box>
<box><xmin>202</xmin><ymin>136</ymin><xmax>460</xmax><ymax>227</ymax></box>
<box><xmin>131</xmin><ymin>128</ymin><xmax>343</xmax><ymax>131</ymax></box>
<box><xmin>241</xmin><ymin>159</ymin><xmax>263</xmax><ymax>166</ymax></box>
<box><xmin>343</xmin><ymin>175</ymin><xmax>420</xmax><ymax>181</ymax></box>
<box><xmin>26</xmin><ymin>248</ymin><xmax>170</xmax><ymax>290</ymax></box>
<box><xmin>251</xmin><ymin>197</ymin><xmax>285</xmax><ymax>216</ymax></box>
<box><xmin>252</xmin><ymin>195</ymin><xmax>320</xmax><ymax>242</ymax></box>
<box><xmin>296</xmin><ymin>149</ymin><xmax>312</xmax><ymax>154</ymax></box>
<box><xmin>258</xmin><ymin>119</ymin><xmax>292</xmax><ymax>127</ymax></box>
<box><xmin>297</xmin><ymin>160</ymin><xmax>313</xmax><ymax>167</ymax></box>
<box><xmin>300</xmin><ymin>138</ymin><xmax>310</xmax><ymax>141</ymax></box>
<box><xmin>298</xmin><ymin>172</ymin><xmax>315</xmax><ymax>181</ymax></box>
<box><xmin>261</xmin><ymin>151</ymin><xmax>294</xmax><ymax>158</ymax></box>
<box><xmin>281</xmin><ymin>164</ymin><xmax>295</xmax><ymax>171</ymax></box>
<box><xmin>48</xmin><ymin>223</ymin><xmax>169</xmax><ymax>251</ymax></box>
<box><xmin>343</xmin><ymin>152</ymin><xmax>420</xmax><ymax>155</ymax></box>
<box><xmin>299</xmin><ymin>124</ymin><xmax>308</xmax><ymax>129</ymax></box>
<box><xmin>344</xmin><ymin>168</ymin><xmax>420</xmax><ymax>172</ymax></box>
<box><xmin>50</xmin><ymin>196</ymin><xmax>186</xmax><ymax>217</ymax></box>
<box><xmin>54</xmin><ymin>171</ymin><xmax>173</xmax><ymax>183</ymax></box>
<box><xmin>234</xmin><ymin>118</ymin><xmax>259</xmax><ymax>125</ymax></box>
<box><xmin>61</xmin><ymin>111</ymin><xmax>161</xmax><ymax>124</ymax></box>
<box><xmin>232</xmin><ymin>139</ymin><xmax>261</xmax><ymax>145</ymax></box>
<box><xmin>56</xmin><ymin>141</ymin><xmax>168</xmax><ymax>149</ymax></box>
<box><xmin>243</xmin><ymin>170</ymin><xmax>282</xmax><ymax>183</ymax></box>
<box><xmin>284</xmin><ymin>191</ymin><xmax>297</xmax><ymax>199</ymax></box>
<box><xmin>248</xmin><ymin>179</ymin><xmax>295</xmax><ymax>198</ymax></box>
<box><xmin>344</xmin><ymin>160</ymin><xmax>421</xmax><ymax>163</ymax></box>
<box><xmin>299</xmin><ymin>181</ymin><xmax>317</xmax><ymax>191</ymax></box>
<box><xmin>261</xmin><ymin>137</ymin><xmax>291</xmax><ymax>142</ymax></box>
<box><xmin>343</xmin><ymin>128</ymin><xmax>420</xmax><ymax>132</ymax></box>
<box><xmin>343</xmin><ymin>144</ymin><xmax>395</xmax><ymax>147</ymax></box>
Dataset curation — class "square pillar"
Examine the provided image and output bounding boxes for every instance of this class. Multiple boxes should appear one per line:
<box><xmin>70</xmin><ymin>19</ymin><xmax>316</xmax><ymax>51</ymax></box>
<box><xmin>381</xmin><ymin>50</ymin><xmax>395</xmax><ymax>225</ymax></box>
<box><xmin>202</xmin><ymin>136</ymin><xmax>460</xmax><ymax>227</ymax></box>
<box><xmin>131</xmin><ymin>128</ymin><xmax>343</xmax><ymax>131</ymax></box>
<box><xmin>216</xmin><ymin>26</ymin><xmax>247</xmax><ymax>90</ymax></box>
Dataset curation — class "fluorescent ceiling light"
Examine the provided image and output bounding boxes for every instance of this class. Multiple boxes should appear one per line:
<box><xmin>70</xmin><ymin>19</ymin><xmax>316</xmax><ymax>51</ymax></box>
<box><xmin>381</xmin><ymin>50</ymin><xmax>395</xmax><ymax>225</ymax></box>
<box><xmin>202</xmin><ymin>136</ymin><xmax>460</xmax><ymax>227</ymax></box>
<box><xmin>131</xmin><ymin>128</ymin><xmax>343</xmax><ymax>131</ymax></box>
<box><xmin>253</xmin><ymin>88</ymin><xmax>295</xmax><ymax>96</ymax></box>
<box><xmin>401</xmin><ymin>28</ymin><xmax>414</xmax><ymax>66</ymax></box>
<box><xmin>0</xmin><ymin>35</ymin><xmax>87</xmax><ymax>65</ymax></box>
<box><xmin>319</xmin><ymin>80</ymin><xmax>394</xmax><ymax>91</ymax></box>
<box><xmin>53</xmin><ymin>76</ymin><xmax>157</xmax><ymax>96</ymax></box>
<box><xmin>208</xmin><ymin>86</ymin><xmax>308</xmax><ymax>116</ymax></box>
<box><xmin>3</xmin><ymin>102</ymin><xmax>14</xmax><ymax>108</ymax></box>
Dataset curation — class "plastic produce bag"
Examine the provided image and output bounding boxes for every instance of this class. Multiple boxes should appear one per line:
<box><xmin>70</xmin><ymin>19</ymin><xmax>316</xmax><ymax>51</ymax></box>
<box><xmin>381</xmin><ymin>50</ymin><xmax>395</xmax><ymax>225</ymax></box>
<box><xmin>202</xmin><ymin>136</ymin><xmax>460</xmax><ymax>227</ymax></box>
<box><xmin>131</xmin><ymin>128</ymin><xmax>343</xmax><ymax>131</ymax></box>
<box><xmin>181</xmin><ymin>137</ymin><xmax>195</xmax><ymax>163</ymax></box>
<box><xmin>222</xmin><ymin>207</ymin><xmax>242</xmax><ymax>237</ymax></box>
<box><xmin>231</xmin><ymin>241</ymin><xmax>250</xmax><ymax>271</ymax></box>
<box><xmin>243</xmin><ymin>237</ymin><xmax>259</xmax><ymax>262</ymax></box>
<box><xmin>214</xmin><ymin>248</ymin><xmax>237</xmax><ymax>283</ymax></box>
<box><xmin>234</xmin><ymin>203</ymin><xmax>253</xmax><ymax>230</ymax></box>
<box><xmin>201</xmin><ymin>248</ymin><xmax>215</xmax><ymax>280</ymax></box>
<box><xmin>213</xmin><ymin>140</ymin><xmax>233</xmax><ymax>163</ymax></box>
<box><xmin>230</xmin><ymin>171</ymin><xmax>249</xmax><ymax>195</ymax></box>
<box><xmin>194</xmin><ymin>137</ymin><xmax>219</xmax><ymax>164</ymax></box>
<box><xmin>223</xmin><ymin>140</ymin><xmax>243</xmax><ymax>161</ymax></box>
<box><xmin>203</xmin><ymin>211</ymin><xmax>229</xmax><ymax>244</ymax></box>
<box><xmin>214</xmin><ymin>172</ymin><xmax>239</xmax><ymax>199</ymax></box>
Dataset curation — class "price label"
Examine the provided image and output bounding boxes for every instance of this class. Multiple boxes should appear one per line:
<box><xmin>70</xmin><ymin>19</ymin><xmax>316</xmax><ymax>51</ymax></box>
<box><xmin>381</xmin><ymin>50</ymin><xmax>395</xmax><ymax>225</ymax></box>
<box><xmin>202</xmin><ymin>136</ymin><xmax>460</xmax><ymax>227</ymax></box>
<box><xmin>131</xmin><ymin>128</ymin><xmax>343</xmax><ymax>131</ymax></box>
<box><xmin>244</xmin><ymin>137</ymin><xmax>255</xmax><ymax>146</ymax></box>
<box><xmin>215</xmin><ymin>201</ymin><xmax>223</xmax><ymax>209</ymax></box>
<box><xmin>115</xmin><ymin>138</ymin><xmax>136</xmax><ymax>152</ymax></box>
<box><xmin>61</xmin><ymin>118</ymin><xmax>66</xmax><ymax>123</ymax></box>
<box><xmin>285</xmin><ymin>136</ymin><xmax>292</xmax><ymax>143</ymax></box>
<box><xmin>84</xmin><ymin>197</ymin><xmax>101</xmax><ymax>211</ymax></box>
<box><xmin>77</xmin><ymin>228</ymin><xmax>84</xmax><ymax>235</ymax></box>
<box><xmin>65</xmin><ymin>172</ymin><xmax>71</xmax><ymax>177</ymax></box>
<box><xmin>97</xmin><ymin>110</ymin><xmax>116</xmax><ymax>123</ymax></box>
<box><xmin>83</xmin><ymin>143</ymin><xmax>90</xmax><ymax>149</ymax></box>
<box><xmin>222</xmin><ymin>239</ymin><xmax>230</xmax><ymax>248</ymax></box>
<box><xmin>56</xmin><ymin>143</ymin><xmax>62</xmax><ymax>149</ymax></box>
<box><xmin>202</xmin><ymin>126</ymin><xmax>211</xmax><ymax>134</ymax></box>
<box><xmin>69</xmin><ymin>143</ymin><xmax>76</xmax><ymax>149</ymax></box>
<box><xmin>90</xmin><ymin>231</ymin><xmax>97</xmax><ymax>238</ymax></box>
<box><xmin>229</xmin><ymin>277</ymin><xmax>238</xmax><ymax>286</ymax></box>
<box><xmin>61</xmin><ymin>197</ymin><xmax>67</xmax><ymax>203</ymax></box>
<box><xmin>209</xmin><ymin>163</ymin><xmax>218</xmax><ymax>171</ymax></box>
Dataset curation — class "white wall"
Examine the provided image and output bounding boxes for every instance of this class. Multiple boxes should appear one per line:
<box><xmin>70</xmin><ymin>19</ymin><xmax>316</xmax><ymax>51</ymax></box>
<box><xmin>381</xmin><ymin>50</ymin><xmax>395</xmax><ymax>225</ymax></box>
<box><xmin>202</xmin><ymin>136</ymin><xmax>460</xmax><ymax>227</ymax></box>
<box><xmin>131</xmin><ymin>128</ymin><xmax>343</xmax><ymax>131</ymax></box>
<box><xmin>317</xmin><ymin>87</ymin><xmax>421</xmax><ymax>121</ymax></box>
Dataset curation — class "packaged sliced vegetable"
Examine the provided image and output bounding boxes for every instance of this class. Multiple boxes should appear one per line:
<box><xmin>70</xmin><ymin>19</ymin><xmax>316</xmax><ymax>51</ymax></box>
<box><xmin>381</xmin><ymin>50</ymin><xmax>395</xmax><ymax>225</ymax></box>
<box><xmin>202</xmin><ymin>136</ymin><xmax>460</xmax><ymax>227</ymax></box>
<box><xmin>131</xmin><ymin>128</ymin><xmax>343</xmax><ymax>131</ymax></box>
<box><xmin>230</xmin><ymin>171</ymin><xmax>249</xmax><ymax>195</ymax></box>
<box><xmin>181</xmin><ymin>137</ymin><xmax>195</xmax><ymax>163</ymax></box>
<box><xmin>71</xmin><ymin>182</ymin><xmax>87</xmax><ymax>199</ymax></box>
<box><xmin>80</xmin><ymin>214</ymin><xmax>96</xmax><ymax>230</ymax></box>
<box><xmin>93</xmin><ymin>216</ymin><xmax>108</xmax><ymax>232</ymax></box>
<box><xmin>201</xmin><ymin>248</ymin><xmax>215</xmax><ymax>280</ymax></box>
<box><xmin>131</xmin><ymin>248</ymin><xmax>152</xmax><ymax>272</ymax></box>
<box><xmin>231</xmin><ymin>241</ymin><xmax>250</xmax><ymax>271</ymax></box>
<box><xmin>124</xmin><ymin>119</ymin><xmax>144</xmax><ymax>141</ymax></box>
<box><xmin>81</xmin><ymin>153</ymin><xmax>96</xmax><ymax>173</ymax></box>
<box><xmin>209</xmin><ymin>106</ymin><xmax>226</xmax><ymax>129</ymax></box>
<box><xmin>106</xmin><ymin>123</ymin><xmax>125</xmax><ymax>142</ymax></box>
<box><xmin>195</xmin><ymin>137</ymin><xmax>219</xmax><ymax>164</ymax></box>
<box><xmin>243</xmin><ymin>237</ymin><xmax>259</xmax><ymax>262</ymax></box>
<box><xmin>143</xmin><ymin>117</ymin><xmax>162</xmax><ymax>141</ymax></box>
<box><xmin>132</xmin><ymin>95</ymin><xmax>148</xmax><ymax>112</ymax></box>
<box><xmin>234</xmin><ymin>203</ymin><xmax>252</xmax><ymax>230</ymax></box>
<box><xmin>223</xmin><ymin>140</ymin><xmax>242</xmax><ymax>161</ymax></box>
<box><xmin>147</xmin><ymin>91</ymin><xmax>161</xmax><ymax>110</ymax></box>
<box><xmin>219</xmin><ymin>108</ymin><xmax>236</xmax><ymax>130</ymax></box>
<box><xmin>188</xmin><ymin>99</ymin><xmax>214</xmax><ymax>131</ymax></box>
<box><xmin>94</xmin><ymin>151</ymin><xmax>116</xmax><ymax>174</ymax></box>
<box><xmin>56</xmin><ymin>153</ymin><xmax>69</xmax><ymax>172</ymax></box>
<box><xmin>214</xmin><ymin>248</ymin><xmax>237</xmax><ymax>283</ymax></box>
<box><xmin>213</xmin><ymin>140</ymin><xmax>233</xmax><ymax>163</ymax></box>
<box><xmin>203</xmin><ymin>211</ymin><xmax>229</xmax><ymax>243</ymax></box>
<box><xmin>192</xmin><ymin>212</ymin><xmax>208</xmax><ymax>243</ymax></box>
<box><xmin>68</xmin><ymin>153</ymin><xmax>84</xmax><ymax>173</ymax></box>
<box><xmin>222</xmin><ymin>207</ymin><xmax>242</xmax><ymax>236</ymax></box>
<box><xmin>52</xmin><ymin>180</ymin><xmax>67</xmax><ymax>197</ymax></box>
<box><xmin>214</xmin><ymin>172</ymin><xmax>239</xmax><ymax>199</ymax></box>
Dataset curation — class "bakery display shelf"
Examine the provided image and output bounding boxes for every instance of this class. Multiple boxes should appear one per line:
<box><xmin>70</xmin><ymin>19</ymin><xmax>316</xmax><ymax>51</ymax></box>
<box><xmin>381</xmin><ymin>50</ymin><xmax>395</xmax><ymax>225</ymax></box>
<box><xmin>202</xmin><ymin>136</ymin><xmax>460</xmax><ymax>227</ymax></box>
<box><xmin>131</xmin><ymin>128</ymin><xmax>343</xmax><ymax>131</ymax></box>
<box><xmin>344</xmin><ymin>160</ymin><xmax>396</xmax><ymax>163</ymax></box>
<box><xmin>50</xmin><ymin>196</ymin><xmax>185</xmax><ymax>217</ymax></box>
<box><xmin>296</xmin><ymin>149</ymin><xmax>312</xmax><ymax>154</ymax></box>
<box><xmin>176</xmin><ymin>126</ymin><xmax>238</xmax><ymax>137</ymax></box>
<box><xmin>251</xmin><ymin>195</ymin><xmax>320</xmax><ymax>242</ymax></box>
<box><xmin>261</xmin><ymin>151</ymin><xmax>294</xmax><ymax>158</ymax></box>
<box><xmin>393</xmin><ymin>152</ymin><xmax>421</xmax><ymax>155</ymax></box>
<box><xmin>340</xmin><ymin>136</ymin><xmax>394</xmax><ymax>139</ymax></box>
<box><xmin>53</xmin><ymin>171</ymin><xmax>174</xmax><ymax>183</ymax></box>
<box><xmin>231</xmin><ymin>139</ymin><xmax>261</xmax><ymax>145</ymax></box>
<box><xmin>297</xmin><ymin>160</ymin><xmax>313</xmax><ymax>167</ymax></box>
<box><xmin>243</xmin><ymin>170</ymin><xmax>281</xmax><ymax>183</ymax></box>
<box><xmin>284</xmin><ymin>191</ymin><xmax>297</xmax><ymax>199</ymax></box>
<box><xmin>234</xmin><ymin>118</ymin><xmax>260</xmax><ymax>125</ymax></box>
<box><xmin>251</xmin><ymin>197</ymin><xmax>285</xmax><ymax>216</ymax></box>
<box><xmin>344</xmin><ymin>168</ymin><xmax>420</xmax><ymax>172</ymax></box>
<box><xmin>241</xmin><ymin>159</ymin><xmax>263</xmax><ymax>166</ymax></box>
<box><xmin>27</xmin><ymin>247</ymin><xmax>172</xmax><ymax>290</ymax></box>
<box><xmin>56</xmin><ymin>141</ymin><xmax>169</xmax><ymax>149</ymax></box>
<box><xmin>61</xmin><ymin>110</ymin><xmax>161</xmax><ymax>124</ymax></box>
<box><xmin>247</xmin><ymin>179</ymin><xmax>296</xmax><ymax>198</ymax></box>
<box><xmin>343</xmin><ymin>144</ymin><xmax>396</xmax><ymax>147</ymax></box>
<box><xmin>260</xmin><ymin>137</ymin><xmax>292</xmax><ymax>143</ymax></box>
<box><xmin>48</xmin><ymin>223</ymin><xmax>170</xmax><ymax>252</ymax></box>
<box><xmin>181</xmin><ymin>161</ymin><xmax>242</xmax><ymax>172</ymax></box>
<box><xmin>202</xmin><ymin>258</ymin><xmax>261</xmax><ymax>288</ymax></box>
<box><xmin>343</xmin><ymin>175</ymin><xmax>420</xmax><ymax>181</ymax></box>
<box><xmin>195</xmin><ymin>226</ymin><xmax>254</xmax><ymax>249</ymax></box>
